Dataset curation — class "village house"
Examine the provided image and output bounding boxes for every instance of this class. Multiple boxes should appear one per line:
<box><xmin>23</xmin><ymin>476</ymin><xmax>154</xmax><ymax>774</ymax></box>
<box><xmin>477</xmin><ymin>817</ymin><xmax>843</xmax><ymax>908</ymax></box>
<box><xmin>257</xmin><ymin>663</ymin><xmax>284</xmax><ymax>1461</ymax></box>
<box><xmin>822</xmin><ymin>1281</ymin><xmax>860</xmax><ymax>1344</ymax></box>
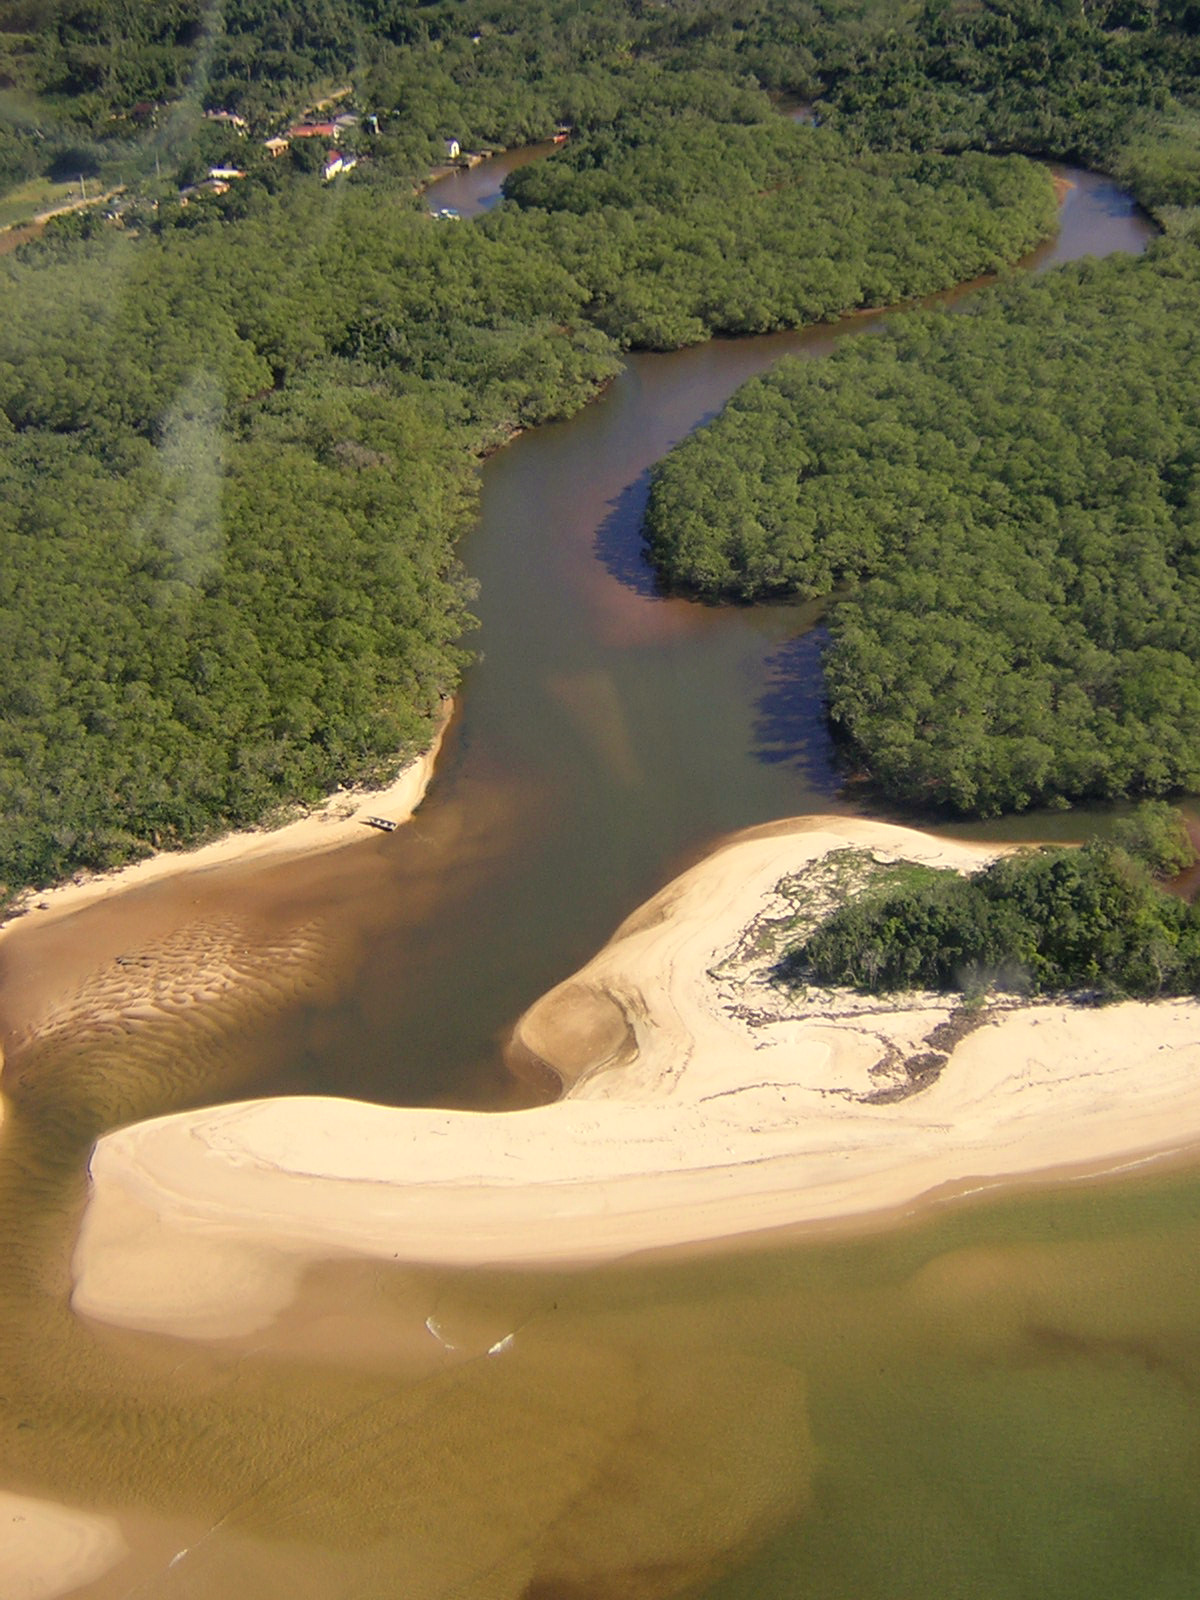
<box><xmin>204</xmin><ymin>110</ymin><xmax>248</xmax><ymax>133</ymax></box>
<box><xmin>178</xmin><ymin>177</ymin><xmax>230</xmax><ymax>203</ymax></box>
<box><xmin>323</xmin><ymin>150</ymin><xmax>358</xmax><ymax>181</ymax></box>
<box><xmin>289</xmin><ymin>121</ymin><xmax>340</xmax><ymax>141</ymax></box>
<box><xmin>208</xmin><ymin>166</ymin><xmax>247</xmax><ymax>181</ymax></box>
<box><xmin>263</xmin><ymin>137</ymin><xmax>291</xmax><ymax>157</ymax></box>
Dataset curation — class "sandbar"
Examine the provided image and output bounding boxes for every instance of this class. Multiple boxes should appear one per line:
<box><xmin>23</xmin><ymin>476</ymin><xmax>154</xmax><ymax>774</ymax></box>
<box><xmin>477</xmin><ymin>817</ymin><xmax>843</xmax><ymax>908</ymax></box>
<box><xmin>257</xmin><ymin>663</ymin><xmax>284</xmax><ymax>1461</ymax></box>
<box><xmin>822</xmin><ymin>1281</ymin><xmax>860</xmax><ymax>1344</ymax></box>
<box><xmin>71</xmin><ymin>817</ymin><xmax>1200</xmax><ymax>1339</ymax></box>
<box><xmin>0</xmin><ymin>1490</ymin><xmax>128</xmax><ymax>1600</ymax></box>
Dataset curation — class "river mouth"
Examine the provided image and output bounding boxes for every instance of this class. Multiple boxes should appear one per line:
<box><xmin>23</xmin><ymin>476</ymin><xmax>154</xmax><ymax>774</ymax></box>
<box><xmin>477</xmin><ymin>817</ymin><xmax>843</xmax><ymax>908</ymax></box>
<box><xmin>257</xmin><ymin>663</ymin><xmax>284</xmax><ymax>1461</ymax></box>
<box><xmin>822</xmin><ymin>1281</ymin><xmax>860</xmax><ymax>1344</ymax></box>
<box><xmin>0</xmin><ymin>163</ymin><xmax>1178</xmax><ymax>1599</ymax></box>
<box><xmin>6</xmin><ymin>163</ymin><xmax>1150</xmax><ymax>1120</ymax></box>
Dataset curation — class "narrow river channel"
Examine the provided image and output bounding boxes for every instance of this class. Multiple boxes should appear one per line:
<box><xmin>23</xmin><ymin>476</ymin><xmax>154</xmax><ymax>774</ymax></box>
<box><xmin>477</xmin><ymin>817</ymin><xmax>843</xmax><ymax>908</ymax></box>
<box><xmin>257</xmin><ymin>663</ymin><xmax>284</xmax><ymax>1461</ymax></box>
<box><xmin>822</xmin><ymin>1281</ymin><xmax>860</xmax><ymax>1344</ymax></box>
<box><xmin>3</xmin><ymin>165</ymin><xmax>1194</xmax><ymax>1600</ymax></box>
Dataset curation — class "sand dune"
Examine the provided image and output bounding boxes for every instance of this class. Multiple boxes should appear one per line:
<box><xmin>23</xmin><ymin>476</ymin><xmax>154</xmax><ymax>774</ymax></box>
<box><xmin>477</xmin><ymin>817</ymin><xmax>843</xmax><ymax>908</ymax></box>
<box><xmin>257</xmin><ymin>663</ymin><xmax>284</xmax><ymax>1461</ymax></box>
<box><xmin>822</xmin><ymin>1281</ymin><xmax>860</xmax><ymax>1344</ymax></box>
<box><xmin>68</xmin><ymin>818</ymin><xmax>1200</xmax><ymax>1340</ymax></box>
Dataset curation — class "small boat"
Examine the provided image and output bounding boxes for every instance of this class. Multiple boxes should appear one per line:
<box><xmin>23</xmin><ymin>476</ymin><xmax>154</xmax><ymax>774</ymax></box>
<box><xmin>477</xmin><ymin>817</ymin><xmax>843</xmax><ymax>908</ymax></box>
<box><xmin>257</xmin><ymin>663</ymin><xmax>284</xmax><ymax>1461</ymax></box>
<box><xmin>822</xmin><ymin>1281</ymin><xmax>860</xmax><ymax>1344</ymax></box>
<box><xmin>363</xmin><ymin>815</ymin><xmax>398</xmax><ymax>832</ymax></box>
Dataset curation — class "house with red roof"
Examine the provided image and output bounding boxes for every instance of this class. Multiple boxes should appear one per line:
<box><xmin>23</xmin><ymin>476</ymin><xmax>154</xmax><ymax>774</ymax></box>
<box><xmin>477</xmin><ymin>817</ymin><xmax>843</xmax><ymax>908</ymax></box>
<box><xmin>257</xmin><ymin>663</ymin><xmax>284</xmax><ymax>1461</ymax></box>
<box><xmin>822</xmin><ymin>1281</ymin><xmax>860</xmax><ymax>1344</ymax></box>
<box><xmin>290</xmin><ymin>121</ymin><xmax>340</xmax><ymax>141</ymax></box>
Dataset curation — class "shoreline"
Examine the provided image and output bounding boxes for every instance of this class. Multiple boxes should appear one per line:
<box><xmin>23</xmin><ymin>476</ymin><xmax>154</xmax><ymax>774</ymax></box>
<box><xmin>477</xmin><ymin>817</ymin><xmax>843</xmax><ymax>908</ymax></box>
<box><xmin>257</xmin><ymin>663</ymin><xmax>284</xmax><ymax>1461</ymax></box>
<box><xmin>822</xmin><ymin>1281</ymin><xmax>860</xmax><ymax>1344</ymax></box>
<box><xmin>70</xmin><ymin>816</ymin><xmax>1200</xmax><ymax>1340</ymax></box>
<box><xmin>0</xmin><ymin>701</ymin><xmax>454</xmax><ymax>946</ymax></box>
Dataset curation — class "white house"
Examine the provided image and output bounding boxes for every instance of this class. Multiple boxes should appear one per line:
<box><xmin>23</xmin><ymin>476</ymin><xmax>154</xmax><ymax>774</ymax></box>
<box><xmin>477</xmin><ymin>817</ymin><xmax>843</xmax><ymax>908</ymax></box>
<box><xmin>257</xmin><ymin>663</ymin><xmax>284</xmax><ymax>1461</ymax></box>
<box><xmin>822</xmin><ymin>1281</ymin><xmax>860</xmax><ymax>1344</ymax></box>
<box><xmin>322</xmin><ymin>150</ymin><xmax>358</xmax><ymax>181</ymax></box>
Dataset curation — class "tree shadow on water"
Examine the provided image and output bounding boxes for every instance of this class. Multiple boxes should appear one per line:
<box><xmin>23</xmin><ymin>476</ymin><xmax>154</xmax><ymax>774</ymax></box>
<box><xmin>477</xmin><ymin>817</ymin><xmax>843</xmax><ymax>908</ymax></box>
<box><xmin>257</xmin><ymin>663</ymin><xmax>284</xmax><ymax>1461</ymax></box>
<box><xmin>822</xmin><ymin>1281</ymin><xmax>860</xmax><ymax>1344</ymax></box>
<box><xmin>593</xmin><ymin>469</ymin><xmax>663</xmax><ymax>597</ymax></box>
<box><xmin>754</xmin><ymin>627</ymin><xmax>843</xmax><ymax>797</ymax></box>
<box><xmin>592</xmin><ymin>412</ymin><xmax>731</xmax><ymax>597</ymax></box>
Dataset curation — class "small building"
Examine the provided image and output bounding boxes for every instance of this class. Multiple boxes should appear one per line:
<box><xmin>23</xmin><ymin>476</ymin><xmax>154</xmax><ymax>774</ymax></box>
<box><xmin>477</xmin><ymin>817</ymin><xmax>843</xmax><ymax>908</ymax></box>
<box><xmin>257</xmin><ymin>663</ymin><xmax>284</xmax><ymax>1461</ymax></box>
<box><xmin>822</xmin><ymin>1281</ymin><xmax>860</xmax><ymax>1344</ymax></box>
<box><xmin>178</xmin><ymin>178</ymin><xmax>230</xmax><ymax>204</ymax></box>
<box><xmin>208</xmin><ymin>166</ymin><xmax>246</xmax><ymax>181</ymax></box>
<box><xmin>443</xmin><ymin>137</ymin><xmax>461</xmax><ymax>160</ymax></box>
<box><xmin>322</xmin><ymin>150</ymin><xmax>357</xmax><ymax>181</ymax></box>
<box><xmin>263</xmin><ymin>137</ymin><xmax>291</xmax><ymax>158</ymax></box>
<box><xmin>205</xmin><ymin>110</ymin><xmax>248</xmax><ymax>133</ymax></box>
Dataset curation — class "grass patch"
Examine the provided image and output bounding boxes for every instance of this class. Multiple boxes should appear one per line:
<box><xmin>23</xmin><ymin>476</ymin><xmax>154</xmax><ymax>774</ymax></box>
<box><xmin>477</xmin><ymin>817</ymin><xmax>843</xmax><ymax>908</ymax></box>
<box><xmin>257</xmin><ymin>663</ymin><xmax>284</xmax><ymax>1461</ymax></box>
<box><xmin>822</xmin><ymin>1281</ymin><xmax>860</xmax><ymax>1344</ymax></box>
<box><xmin>711</xmin><ymin>848</ymin><xmax>957</xmax><ymax>985</ymax></box>
<box><xmin>0</xmin><ymin>176</ymin><xmax>83</xmax><ymax>230</ymax></box>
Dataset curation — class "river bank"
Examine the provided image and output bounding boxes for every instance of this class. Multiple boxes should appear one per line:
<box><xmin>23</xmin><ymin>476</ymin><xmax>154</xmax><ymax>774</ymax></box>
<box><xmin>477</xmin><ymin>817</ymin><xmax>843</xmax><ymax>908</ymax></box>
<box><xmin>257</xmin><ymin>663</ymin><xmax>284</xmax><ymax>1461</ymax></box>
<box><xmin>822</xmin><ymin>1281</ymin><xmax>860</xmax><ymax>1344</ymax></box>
<box><xmin>0</xmin><ymin>702</ymin><xmax>453</xmax><ymax>947</ymax></box>
<box><xmin>0</xmin><ymin>162</ymin><xmax>1169</xmax><ymax>1600</ymax></box>
<box><xmin>69</xmin><ymin>817</ymin><xmax>1200</xmax><ymax>1341</ymax></box>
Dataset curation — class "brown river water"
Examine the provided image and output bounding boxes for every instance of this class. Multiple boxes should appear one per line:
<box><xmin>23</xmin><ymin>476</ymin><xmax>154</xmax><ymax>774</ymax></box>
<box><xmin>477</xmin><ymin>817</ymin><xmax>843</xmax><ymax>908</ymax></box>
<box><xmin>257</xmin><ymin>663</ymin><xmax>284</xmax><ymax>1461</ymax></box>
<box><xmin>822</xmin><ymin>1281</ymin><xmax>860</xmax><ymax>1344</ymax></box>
<box><xmin>3</xmin><ymin>165</ymin><xmax>1194</xmax><ymax>1600</ymax></box>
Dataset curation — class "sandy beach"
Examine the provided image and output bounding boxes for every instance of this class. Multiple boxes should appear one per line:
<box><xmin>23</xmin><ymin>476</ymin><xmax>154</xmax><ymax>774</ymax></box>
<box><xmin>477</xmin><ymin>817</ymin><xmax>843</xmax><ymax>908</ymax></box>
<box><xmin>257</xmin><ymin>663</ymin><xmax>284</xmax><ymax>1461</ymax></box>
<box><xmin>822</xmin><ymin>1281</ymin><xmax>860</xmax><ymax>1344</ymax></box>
<box><xmin>0</xmin><ymin>702</ymin><xmax>453</xmax><ymax>944</ymax></box>
<box><xmin>68</xmin><ymin>816</ymin><xmax>1200</xmax><ymax>1340</ymax></box>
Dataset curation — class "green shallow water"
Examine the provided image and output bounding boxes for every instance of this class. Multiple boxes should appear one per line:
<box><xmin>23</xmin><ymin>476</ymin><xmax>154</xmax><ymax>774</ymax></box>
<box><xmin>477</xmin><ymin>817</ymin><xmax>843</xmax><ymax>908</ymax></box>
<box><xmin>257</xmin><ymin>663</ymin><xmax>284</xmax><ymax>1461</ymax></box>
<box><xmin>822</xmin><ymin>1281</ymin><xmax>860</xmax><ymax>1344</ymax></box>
<box><xmin>1</xmin><ymin>165</ymin><xmax>1193</xmax><ymax>1598</ymax></box>
<box><xmin>704</xmin><ymin>1163</ymin><xmax>1200</xmax><ymax>1600</ymax></box>
<box><xmin>3</xmin><ymin>1148</ymin><xmax>1197</xmax><ymax>1598</ymax></box>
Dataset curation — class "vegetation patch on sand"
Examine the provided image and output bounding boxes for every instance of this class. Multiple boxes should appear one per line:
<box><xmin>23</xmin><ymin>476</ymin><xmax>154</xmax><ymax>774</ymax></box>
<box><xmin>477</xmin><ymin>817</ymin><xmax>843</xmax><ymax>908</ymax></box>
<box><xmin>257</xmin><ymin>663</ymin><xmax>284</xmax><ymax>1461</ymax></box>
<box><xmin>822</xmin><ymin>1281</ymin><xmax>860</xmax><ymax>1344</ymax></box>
<box><xmin>776</xmin><ymin>805</ymin><xmax>1200</xmax><ymax>1004</ymax></box>
<box><xmin>70</xmin><ymin>820</ymin><xmax>1200</xmax><ymax>1340</ymax></box>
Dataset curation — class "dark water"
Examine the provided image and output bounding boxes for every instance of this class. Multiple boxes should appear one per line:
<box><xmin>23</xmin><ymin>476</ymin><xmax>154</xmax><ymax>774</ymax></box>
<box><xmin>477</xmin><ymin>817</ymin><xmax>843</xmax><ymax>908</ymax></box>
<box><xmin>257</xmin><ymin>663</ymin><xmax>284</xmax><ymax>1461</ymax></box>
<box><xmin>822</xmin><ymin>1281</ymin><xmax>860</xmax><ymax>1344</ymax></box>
<box><xmin>424</xmin><ymin>139</ymin><xmax>557</xmax><ymax>215</ymax></box>
<box><xmin>0</xmin><ymin>163</ymin><xmax>1183</xmax><ymax>1600</ymax></box>
<box><xmin>259</xmin><ymin>163</ymin><xmax>1155</xmax><ymax>1113</ymax></box>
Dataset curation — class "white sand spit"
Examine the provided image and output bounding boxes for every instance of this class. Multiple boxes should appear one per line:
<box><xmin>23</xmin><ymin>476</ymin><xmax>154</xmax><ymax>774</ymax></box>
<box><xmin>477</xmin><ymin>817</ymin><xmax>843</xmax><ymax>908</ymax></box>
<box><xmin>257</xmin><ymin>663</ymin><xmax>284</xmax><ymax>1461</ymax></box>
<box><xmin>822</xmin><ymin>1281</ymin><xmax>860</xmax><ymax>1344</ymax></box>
<box><xmin>72</xmin><ymin>818</ymin><xmax>1200</xmax><ymax>1339</ymax></box>
<box><xmin>0</xmin><ymin>1491</ymin><xmax>128</xmax><ymax>1600</ymax></box>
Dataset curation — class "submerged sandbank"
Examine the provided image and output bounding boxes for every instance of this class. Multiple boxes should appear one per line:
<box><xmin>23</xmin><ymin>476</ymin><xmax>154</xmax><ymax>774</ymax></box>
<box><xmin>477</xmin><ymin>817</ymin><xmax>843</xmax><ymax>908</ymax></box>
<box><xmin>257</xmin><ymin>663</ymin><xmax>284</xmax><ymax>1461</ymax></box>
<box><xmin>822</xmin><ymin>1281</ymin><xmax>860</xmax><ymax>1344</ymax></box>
<box><xmin>71</xmin><ymin>817</ymin><xmax>1200</xmax><ymax>1339</ymax></box>
<box><xmin>0</xmin><ymin>708</ymin><xmax>452</xmax><ymax>1143</ymax></box>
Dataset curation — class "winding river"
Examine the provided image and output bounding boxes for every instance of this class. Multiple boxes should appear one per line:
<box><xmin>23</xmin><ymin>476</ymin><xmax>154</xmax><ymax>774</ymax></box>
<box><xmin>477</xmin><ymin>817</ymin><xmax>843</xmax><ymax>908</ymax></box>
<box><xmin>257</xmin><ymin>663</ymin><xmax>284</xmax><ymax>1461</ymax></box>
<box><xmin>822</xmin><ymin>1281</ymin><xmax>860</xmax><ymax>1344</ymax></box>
<box><xmin>2</xmin><ymin>164</ymin><xmax>1194</xmax><ymax>1600</ymax></box>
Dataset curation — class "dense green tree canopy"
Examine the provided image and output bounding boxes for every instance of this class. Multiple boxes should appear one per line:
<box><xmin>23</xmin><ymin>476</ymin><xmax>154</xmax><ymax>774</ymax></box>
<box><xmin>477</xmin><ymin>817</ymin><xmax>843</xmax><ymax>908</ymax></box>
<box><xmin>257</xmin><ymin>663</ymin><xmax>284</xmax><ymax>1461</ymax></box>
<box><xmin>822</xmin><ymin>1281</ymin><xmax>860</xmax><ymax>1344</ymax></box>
<box><xmin>504</xmin><ymin>112</ymin><xmax>1054</xmax><ymax>346</ymax></box>
<box><xmin>0</xmin><ymin>169</ymin><xmax>633</xmax><ymax>888</ymax></box>
<box><xmin>2</xmin><ymin>0</ymin><xmax>1199</xmax><ymax>892</ymax></box>
<box><xmin>0</xmin><ymin>38</ymin><xmax>1071</xmax><ymax>892</ymax></box>
<box><xmin>787</xmin><ymin>828</ymin><xmax>1200</xmax><ymax>1002</ymax></box>
<box><xmin>646</xmin><ymin>240</ymin><xmax>1200</xmax><ymax>816</ymax></box>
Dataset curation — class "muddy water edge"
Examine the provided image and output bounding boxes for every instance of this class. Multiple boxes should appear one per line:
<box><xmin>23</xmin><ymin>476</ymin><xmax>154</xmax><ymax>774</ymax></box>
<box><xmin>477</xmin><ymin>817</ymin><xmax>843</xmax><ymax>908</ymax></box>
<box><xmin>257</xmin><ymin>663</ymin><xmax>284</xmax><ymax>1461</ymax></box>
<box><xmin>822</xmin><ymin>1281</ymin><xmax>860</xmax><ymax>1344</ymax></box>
<box><xmin>1</xmin><ymin>165</ymin><xmax>1191</xmax><ymax>1600</ymax></box>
